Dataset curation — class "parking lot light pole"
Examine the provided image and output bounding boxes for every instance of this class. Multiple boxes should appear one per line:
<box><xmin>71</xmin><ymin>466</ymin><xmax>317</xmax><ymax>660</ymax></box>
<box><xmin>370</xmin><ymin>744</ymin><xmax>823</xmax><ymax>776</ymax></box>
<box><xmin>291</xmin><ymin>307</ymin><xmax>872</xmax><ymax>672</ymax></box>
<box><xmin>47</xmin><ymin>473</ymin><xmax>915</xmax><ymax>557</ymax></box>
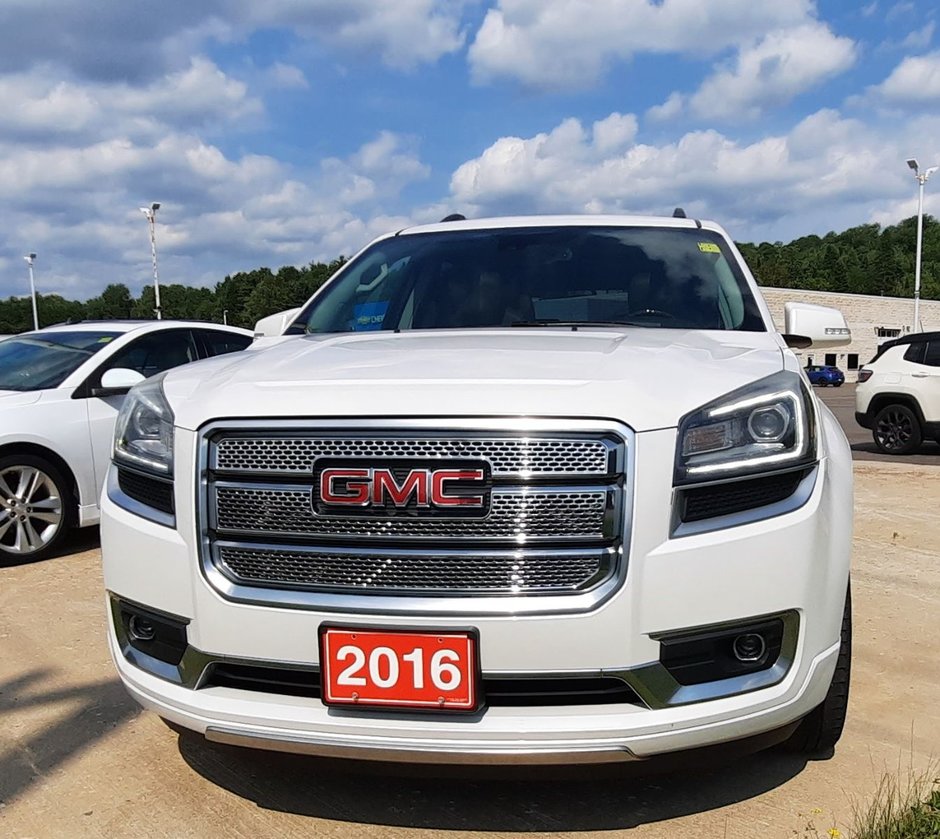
<box><xmin>907</xmin><ymin>159</ymin><xmax>939</xmax><ymax>333</ymax></box>
<box><xmin>139</xmin><ymin>202</ymin><xmax>162</xmax><ymax>320</ymax></box>
<box><xmin>23</xmin><ymin>253</ymin><xmax>39</xmax><ymax>331</ymax></box>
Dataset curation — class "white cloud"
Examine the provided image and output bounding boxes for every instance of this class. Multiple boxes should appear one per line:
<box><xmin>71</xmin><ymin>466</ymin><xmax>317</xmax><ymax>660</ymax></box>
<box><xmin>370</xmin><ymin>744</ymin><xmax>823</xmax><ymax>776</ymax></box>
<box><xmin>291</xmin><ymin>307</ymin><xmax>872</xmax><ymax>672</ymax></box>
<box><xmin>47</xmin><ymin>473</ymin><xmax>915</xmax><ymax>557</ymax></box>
<box><xmin>646</xmin><ymin>92</ymin><xmax>685</xmax><ymax>122</ymax></box>
<box><xmin>592</xmin><ymin>113</ymin><xmax>638</xmax><ymax>153</ymax></box>
<box><xmin>265</xmin><ymin>62</ymin><xmax>310</xmax><ymax>90</ymax></box>
<box><xmin>869</xmin><ymin>51</ymin><xmax>940</xmax><ymax>104</ymax></box>
<box><xmin>0</xmin><ymin>1</ymin><xmax>470</xmax><ymax>86</ymax></box>
<box><xmin>901</xmin><ymin>22</ymin><xmax>935</xmax><ymax>50</ymax></box>
<box><xmin>449</xmin><ymin>109</ymin><xmax>940</xmax><ymax>241</ymax></box>
<box><xmin>468</xmin><ymin>0</ymin><xmax>816</xmax><ymax>89</ymax></box>
<box><xmin>689</xmin><ymin>24</ymin><xmax>857</xmax><ymax>120</ymax></box>
<box><xmin>0</xmin><ymin>59</ymin><xmax>261</xmax><ymax>143</ymax></box>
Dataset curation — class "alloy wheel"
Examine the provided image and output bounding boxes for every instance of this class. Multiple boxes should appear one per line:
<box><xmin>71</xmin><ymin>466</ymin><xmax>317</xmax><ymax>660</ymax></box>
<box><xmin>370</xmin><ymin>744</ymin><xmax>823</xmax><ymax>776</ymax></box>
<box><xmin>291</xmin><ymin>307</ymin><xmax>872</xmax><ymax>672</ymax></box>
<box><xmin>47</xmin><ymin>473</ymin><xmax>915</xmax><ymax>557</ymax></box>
<box><xmin>0</xmin><ymin>465</ymin><xmax>64</xmax><ymax>556</ymax></box>
<box><xmin>875</xmin><ymin>410</ymin><xmax>914</xmax><ymax>451</ymax></box>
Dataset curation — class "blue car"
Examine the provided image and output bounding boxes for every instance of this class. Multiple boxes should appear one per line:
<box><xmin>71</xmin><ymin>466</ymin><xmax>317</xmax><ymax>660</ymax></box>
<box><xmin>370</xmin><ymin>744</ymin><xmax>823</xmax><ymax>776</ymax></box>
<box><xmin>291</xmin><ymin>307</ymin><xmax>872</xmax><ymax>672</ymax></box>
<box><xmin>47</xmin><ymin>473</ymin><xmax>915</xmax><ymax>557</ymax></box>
<box><xmin>806</xmin><ymin>364</ymin><xmax>845</xmax><ymax>387</ymax></box>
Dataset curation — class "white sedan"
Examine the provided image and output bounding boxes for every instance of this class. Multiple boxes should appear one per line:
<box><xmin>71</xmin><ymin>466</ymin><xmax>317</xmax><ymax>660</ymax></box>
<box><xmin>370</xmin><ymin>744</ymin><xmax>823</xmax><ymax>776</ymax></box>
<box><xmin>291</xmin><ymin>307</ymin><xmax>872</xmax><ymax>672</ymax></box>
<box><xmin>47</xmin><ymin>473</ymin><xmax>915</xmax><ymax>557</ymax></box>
<box><xmin>0</xmin><ymin>320</ymin><xmax>253</xmax><ymax>562</ymax></box>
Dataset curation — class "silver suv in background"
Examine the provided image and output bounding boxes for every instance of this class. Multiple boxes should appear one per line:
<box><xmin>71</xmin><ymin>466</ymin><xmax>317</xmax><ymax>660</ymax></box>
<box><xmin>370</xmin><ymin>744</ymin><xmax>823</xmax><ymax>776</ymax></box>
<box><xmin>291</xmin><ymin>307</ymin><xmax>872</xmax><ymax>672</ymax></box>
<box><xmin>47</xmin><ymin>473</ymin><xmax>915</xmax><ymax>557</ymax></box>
<box><xmin>856</xmin><ymin>332</ymin><xmax>940</xmax><ymax>454</ymax></box>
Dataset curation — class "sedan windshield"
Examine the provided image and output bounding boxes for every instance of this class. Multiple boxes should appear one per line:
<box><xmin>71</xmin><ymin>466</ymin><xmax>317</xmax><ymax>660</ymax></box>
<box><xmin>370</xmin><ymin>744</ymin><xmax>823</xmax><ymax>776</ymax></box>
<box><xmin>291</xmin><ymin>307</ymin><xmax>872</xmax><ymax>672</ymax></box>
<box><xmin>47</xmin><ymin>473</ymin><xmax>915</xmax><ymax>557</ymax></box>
<box><xmin>0</xmin><ymin>331</ymin><xmax>120</xmax><ymax>392</ymax></box>
<box><xmin>292</xmin><ymin>226</ymin><xmax>766</xmax><ymax>335</ymax></box>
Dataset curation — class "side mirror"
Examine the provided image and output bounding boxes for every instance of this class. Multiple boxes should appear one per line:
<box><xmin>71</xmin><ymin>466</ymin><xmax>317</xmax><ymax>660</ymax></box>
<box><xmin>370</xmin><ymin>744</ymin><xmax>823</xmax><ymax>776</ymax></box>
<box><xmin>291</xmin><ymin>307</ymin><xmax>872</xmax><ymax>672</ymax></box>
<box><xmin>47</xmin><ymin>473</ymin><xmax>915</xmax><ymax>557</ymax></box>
<box><xmin>253</xmin><ymin>307</ymin><xmax>301</xmax><ymax>338</ymax></box>
<box><xmin>783</xmin><ymin>302</ymin><xmax>851</xmax><ymax>349</ymax></box>
<box><xmin>92</xmin><ymin>368</ymin><xmax>145</xmax><ymax>397</ymax></box>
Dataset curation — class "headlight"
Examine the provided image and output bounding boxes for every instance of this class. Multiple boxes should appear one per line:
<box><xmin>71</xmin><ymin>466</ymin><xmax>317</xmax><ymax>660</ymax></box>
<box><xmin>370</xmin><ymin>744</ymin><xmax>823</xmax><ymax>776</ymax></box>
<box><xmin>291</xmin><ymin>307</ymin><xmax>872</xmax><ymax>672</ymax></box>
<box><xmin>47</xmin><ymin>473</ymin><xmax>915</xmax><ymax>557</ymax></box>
<box><xmin>113</xmin><ymin>373</ymin><xmax>175</xmax><ymax>476</ymax></box>
<box><xmin>675</xmin><ymin>371</ymin><xmax>816</xmax><ymax>485</ymax></box>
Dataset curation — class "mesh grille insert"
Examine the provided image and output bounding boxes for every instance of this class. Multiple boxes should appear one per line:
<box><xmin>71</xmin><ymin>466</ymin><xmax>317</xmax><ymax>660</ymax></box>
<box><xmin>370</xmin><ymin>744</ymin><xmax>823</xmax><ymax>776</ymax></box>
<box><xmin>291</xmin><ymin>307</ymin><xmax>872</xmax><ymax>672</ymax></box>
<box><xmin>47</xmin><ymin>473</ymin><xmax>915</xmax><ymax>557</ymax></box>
<box><xmin>118</xmin><ymin>468</ymin><xmax>174</xmax><ymax>514</ymax></box>
<box><xmin>213</xmin><ymin>485</ymin><xmax>610</xmax><ymax>541</ymax></box>
<box><xmin>214</xmin><ymin>435</ymin><xmax>612</xmax><ymax>476</ymax></box>
<box><xmin>217</xmin><ymin>545</ymin><xmax>608</xmax><ymax>594</ymax></box>
<box><xmin>679</xmin><ymin>469</ymin><xmax>808</xmax><ymax>523</ymax></box>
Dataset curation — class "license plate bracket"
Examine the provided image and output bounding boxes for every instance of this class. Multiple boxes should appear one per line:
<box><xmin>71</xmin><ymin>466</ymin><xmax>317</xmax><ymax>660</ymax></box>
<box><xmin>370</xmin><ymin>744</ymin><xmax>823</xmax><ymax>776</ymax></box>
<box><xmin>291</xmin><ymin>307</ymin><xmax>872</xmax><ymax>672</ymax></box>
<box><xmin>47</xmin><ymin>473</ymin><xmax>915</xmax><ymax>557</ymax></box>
<box><xmin>319</xmin><ymin>625</ymin><xmax>479</xmax><ymax>712</ymax></box>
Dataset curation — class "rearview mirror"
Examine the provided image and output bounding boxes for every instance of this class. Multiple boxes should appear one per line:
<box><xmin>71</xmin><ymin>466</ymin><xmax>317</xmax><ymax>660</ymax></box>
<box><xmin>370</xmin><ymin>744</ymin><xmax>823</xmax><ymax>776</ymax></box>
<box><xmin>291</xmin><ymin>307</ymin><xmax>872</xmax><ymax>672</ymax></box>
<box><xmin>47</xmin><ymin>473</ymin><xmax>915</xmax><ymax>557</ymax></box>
<box><xmin>92</xmin><ymin>367</ymin><xmax>145</xmax><ymax>397</ymax></box>
<box><xmin>253</xmin><ymin>307</ymin><xmax>301</xmax><ymax>338</ymax></box>
<box><xmin>783</xmin><ymin>302</ymin><xmax>851</xmax><ymax>349</ymax></box>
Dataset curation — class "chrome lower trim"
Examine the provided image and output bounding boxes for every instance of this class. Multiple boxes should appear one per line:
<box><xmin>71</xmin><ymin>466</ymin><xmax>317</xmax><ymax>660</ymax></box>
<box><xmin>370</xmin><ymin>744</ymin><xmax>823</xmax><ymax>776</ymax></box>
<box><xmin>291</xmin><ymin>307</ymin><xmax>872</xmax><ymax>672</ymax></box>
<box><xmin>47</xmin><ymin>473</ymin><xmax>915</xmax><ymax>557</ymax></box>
<box><xmin>204</xmin><ymin>727</ymin><xmax>641</xmax><ymax>765</ymax></box>
<box><xmin>107</xmin><ymin>466</ymin><xmax>176</xmax><ymax>529</ymax></box>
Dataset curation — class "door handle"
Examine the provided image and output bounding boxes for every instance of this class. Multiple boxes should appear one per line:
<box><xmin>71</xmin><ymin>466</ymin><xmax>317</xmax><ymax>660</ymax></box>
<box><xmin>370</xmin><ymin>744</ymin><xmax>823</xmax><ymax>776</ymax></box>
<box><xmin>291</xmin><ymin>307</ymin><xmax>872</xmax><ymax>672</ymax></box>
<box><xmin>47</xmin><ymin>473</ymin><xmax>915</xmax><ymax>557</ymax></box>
<box><xmin>912</xmin><ymin>372</ymin><xmax>929</xmax><ymax>378</ymax></box>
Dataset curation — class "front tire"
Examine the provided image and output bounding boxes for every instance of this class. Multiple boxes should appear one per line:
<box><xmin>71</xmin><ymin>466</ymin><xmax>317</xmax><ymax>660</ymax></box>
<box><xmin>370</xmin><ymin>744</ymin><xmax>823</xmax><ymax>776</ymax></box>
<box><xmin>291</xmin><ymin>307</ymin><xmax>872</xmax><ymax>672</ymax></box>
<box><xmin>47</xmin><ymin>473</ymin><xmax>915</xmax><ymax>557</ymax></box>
<box><xmin>783</xmin><ymin>585</ymin><xmax>851</xmax><ymax>755</ymax></box>
<box><xmin>0</xmin><ymin>454</ymin><xmax>73</xmax><ymax>564</ymax></box>
<box><xmin>872</xmin><ymin>404</ymin><xmax>922</xmax><ymax>454</ymax></box>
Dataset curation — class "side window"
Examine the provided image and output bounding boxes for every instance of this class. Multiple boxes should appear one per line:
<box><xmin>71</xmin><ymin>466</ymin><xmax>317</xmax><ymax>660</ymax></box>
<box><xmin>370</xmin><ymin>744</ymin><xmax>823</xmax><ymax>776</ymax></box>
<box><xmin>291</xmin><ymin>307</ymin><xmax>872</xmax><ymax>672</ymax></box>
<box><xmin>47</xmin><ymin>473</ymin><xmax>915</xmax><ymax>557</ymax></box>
<box><xmin>199</xmin><ymin>330</ymin><xmax>252</xmax><ymax>357</ymax></box>
<box><xmin>904</xmin><ymin>343</ymin><xmax>927</xmax><ymax>365</ymax></box>
<box><xmin>923</xmin><ymin>341</ymin><xmax>940</xmax><ymax>368</ymax></box>
<box><xmin>102</xmin><ymin>329</ymin><xmax>199</xmax><ymax>380</ymax></box>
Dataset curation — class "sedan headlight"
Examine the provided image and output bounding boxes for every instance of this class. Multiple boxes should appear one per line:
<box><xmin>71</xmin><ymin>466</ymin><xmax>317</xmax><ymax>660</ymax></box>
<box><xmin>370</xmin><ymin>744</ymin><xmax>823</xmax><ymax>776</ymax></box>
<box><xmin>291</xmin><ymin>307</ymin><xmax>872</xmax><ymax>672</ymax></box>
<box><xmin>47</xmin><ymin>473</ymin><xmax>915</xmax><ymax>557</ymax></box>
<box><xmin>113</xmin><ymin>373</ymin><xmax>175</xmax><ymax>476</ymax></box>
<box><xmin>675</xmin><ymin>371</ymin><xmax>816</xmax><ymax>485</ymax></box>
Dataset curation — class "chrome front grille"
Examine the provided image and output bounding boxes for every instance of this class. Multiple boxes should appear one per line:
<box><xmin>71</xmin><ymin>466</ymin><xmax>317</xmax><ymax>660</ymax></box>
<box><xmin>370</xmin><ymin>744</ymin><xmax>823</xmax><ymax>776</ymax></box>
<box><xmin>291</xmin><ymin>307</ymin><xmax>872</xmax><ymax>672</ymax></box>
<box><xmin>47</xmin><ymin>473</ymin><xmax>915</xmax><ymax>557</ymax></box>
<box><xmin>200</xmin><ymin>421</ymin><xmax>629</xmax><ymax>612</ymax></box>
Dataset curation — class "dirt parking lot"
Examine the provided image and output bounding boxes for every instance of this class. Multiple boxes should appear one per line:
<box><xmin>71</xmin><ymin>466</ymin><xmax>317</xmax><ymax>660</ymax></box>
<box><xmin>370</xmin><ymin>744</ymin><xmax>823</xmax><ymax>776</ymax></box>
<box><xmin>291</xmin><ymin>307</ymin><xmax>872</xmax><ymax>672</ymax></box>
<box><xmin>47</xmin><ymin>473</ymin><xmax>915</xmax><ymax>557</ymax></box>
<box><xmin>1</xmin><ymin>462</ymin><xmax>938</xmax><ymax>839</ymax></box>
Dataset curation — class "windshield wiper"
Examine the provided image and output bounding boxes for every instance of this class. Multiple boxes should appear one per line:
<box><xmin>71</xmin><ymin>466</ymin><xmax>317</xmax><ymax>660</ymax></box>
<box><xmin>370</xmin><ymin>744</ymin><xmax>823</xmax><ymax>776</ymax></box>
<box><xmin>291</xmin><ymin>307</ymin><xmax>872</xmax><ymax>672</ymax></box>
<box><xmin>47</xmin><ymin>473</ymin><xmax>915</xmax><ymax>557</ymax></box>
<box><xmin>509</xmin><ymin>319</ymin><xmax>650</xmax><ymax>328</ymax></box>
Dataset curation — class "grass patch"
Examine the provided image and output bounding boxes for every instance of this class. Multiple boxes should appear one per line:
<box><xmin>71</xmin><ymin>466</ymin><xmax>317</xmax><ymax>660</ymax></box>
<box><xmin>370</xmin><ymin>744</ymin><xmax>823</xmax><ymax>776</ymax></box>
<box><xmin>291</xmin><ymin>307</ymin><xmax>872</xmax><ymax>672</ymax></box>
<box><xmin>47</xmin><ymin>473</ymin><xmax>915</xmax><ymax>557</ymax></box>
<box><xmin>851</xmin><ymin>766</ymin><xmax>939</xmax><ymax>839</ymax></box>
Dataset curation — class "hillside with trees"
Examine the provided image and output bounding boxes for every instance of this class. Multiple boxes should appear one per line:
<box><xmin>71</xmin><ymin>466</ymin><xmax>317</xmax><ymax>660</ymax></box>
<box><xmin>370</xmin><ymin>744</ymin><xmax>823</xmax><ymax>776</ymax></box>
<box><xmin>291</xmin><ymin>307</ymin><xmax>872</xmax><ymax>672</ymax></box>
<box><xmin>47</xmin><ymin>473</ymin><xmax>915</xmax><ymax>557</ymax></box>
<box><xmin>1</xmin><ymin>217</ymin><xmax>937</xmax><ymax>334</ymax></box>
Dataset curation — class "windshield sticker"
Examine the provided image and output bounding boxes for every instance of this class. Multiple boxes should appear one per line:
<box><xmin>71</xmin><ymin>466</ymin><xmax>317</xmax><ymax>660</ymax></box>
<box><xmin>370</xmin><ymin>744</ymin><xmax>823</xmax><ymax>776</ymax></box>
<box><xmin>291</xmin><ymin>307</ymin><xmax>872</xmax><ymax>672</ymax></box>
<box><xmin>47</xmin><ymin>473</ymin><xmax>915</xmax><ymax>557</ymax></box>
<box><xmin>352</xmin><ymin>301</ymin><xmax>389</xmax><ymax>331</ymax></box>
<box><xmin>698</xmin><ymin>242</ymin><xmax>721</xmax><ymax>254</ymax></box>
<box><xmin>97</xmin><ymin>336</ymin><xmax>115</xmax><ymax>343</ymax></box>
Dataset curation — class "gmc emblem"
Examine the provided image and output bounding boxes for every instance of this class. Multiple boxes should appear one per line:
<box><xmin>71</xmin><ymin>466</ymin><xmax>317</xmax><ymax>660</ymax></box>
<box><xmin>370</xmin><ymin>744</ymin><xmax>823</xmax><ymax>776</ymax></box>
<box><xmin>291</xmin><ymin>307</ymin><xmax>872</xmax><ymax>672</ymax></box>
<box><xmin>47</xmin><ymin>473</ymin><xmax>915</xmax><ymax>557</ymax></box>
<box><xmin>315</xmin><ymin>461</ymin><xmax>489</xmax><ymax>516</ymax></box>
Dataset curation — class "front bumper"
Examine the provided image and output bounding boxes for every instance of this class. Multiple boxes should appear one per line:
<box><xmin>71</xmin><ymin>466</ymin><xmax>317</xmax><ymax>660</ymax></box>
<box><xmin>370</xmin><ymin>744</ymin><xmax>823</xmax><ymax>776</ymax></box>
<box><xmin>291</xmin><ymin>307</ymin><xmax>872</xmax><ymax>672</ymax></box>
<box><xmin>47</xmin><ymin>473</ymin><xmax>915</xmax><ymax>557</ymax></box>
<box><xmin>101</xmin><ymin>423</ymin><xmax>853</xmax><ymax>764</ymax></box>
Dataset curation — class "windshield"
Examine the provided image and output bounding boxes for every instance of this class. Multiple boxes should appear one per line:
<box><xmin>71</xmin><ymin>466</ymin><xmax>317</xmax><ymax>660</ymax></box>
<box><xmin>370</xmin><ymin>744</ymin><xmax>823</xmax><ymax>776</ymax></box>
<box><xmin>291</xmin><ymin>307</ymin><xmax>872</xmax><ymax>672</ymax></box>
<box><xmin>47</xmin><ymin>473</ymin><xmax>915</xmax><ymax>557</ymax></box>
<box><xmin>0</xmin><ymin>331</ymin><xmax>120</xmax><ymax>392</ymax></box>
<box><xmin>291</xmin><ymin>226</ymin><xmax>766</xmax><ymax>335</ymax></box>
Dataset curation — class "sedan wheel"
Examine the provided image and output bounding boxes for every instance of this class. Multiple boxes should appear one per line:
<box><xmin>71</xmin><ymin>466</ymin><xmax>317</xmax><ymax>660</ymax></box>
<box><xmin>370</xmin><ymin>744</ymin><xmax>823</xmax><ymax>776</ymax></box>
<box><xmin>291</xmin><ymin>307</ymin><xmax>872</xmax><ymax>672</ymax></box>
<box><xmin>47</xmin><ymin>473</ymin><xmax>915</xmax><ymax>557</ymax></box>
<box><xmin>872</xmin><ymin>404</ymin><xmax>922</xmax><ymax>455</ymax></box>
<box><xmin>0</xmin><ymin>459</ymin><xmax>70</xmax><ymax>561</ymax></box>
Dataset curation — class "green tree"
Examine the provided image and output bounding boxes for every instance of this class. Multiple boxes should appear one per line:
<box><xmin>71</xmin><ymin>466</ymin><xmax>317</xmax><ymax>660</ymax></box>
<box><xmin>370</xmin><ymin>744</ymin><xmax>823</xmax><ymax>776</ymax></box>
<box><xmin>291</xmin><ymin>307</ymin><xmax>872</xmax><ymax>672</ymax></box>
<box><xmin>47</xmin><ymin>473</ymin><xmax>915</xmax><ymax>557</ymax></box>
<box><xmin>85</xmin><ymin>283</ymin><xmax>133</xmax><ymax>319</ymax></box>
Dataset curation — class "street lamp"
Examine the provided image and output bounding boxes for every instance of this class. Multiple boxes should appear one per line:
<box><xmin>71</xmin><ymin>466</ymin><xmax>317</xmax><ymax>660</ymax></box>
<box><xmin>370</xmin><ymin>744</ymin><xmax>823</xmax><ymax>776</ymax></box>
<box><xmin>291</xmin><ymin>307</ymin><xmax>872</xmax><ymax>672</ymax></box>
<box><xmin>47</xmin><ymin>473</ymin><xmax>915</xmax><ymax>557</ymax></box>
<box><xmin>139</xmin><ymin>202</ymin><xmax>162</xmax><ymax>320</ymax></box>
<box><xmin>906</xmin><ymin>159</ymin><xmax>938</xmax><ymax>333</ymax></box>
<box><xmin>23</xmin><ymin>253</ymin><xmax>39</xmax><ymax>331</ymax></box>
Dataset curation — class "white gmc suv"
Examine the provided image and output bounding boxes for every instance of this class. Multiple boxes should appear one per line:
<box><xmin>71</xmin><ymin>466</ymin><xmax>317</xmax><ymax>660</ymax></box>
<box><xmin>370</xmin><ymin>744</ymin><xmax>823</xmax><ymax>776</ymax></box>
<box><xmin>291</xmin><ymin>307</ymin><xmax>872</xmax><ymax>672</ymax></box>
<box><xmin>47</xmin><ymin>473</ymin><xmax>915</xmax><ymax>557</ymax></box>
<box><xmin>101</xmin><ymin>215</ymin><xmax>854</xmax><ymax>764</ymax></box>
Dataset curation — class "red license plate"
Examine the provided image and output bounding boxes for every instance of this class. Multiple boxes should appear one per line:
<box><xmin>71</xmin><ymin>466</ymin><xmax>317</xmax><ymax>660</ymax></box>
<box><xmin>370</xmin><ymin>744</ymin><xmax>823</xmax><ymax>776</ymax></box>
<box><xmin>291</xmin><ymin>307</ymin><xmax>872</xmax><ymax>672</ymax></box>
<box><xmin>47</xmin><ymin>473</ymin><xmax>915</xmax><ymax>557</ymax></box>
<box><xmin>320</xmin><ymin>627</ymin><xmax>478</xmax><ymax>711</ymax></box>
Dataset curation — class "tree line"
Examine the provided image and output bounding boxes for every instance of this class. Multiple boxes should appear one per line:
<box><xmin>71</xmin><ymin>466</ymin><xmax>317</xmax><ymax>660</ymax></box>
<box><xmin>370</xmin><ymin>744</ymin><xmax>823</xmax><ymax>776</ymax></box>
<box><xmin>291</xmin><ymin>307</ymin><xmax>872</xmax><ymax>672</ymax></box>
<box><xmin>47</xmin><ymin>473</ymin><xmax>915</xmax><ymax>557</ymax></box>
<box><xmin>1</xmin><ymin>216</ymin><xmax>937</xmax><ymax>334</ymax></box>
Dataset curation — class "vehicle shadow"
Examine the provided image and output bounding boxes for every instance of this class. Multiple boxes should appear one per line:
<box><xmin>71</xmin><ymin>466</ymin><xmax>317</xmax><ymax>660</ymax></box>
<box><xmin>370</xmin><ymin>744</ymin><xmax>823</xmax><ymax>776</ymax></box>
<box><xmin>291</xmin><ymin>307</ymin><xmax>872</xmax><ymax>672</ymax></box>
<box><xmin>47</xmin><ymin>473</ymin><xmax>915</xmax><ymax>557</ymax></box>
<box><xmin>0</xmin><ymin>669</ymin><xmax>138</xmax><ymax>805</ymax></box>
<box><xmin>176</xmin><ymin>732</ymin><xmax>815</xmax><ymax>831</ymax></box>
<box><xmin>850</xmin><ymin>441</ymin><xmax>939</xmax><ymax>457</ymax></box>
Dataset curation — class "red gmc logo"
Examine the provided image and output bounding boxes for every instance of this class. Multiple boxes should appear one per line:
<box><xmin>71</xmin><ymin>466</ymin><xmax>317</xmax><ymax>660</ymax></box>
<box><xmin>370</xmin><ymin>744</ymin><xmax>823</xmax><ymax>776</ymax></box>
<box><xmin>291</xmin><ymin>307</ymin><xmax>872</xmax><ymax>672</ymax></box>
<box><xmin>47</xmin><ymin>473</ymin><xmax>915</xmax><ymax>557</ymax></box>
<box><xmin>319</xmin><ymin>467</ymin><xmax>487</xmax><ymax>509</ymax></box>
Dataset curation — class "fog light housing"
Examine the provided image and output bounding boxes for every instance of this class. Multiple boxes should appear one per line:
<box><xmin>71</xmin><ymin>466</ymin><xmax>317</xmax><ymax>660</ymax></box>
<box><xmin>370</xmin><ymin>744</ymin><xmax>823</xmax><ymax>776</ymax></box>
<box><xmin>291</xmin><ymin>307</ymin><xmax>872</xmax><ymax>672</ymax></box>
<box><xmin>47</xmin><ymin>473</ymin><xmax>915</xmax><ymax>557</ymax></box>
<box><xmin>115</xmin><ymin>599</ymin><xmax>188</xmax><ymax>668</ymax></box>
<box><xmin>658</xmin><ymin>616</ymin><xmax>786</xmax><ymax>686</ymax></box>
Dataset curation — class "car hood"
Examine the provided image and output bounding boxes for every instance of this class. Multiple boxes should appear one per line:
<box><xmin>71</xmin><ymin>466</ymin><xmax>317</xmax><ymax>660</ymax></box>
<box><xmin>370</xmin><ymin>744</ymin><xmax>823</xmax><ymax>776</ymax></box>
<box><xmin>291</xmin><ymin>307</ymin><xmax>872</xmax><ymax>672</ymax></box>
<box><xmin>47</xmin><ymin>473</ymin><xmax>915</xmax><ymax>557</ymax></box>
<box><xmin>164</xmin><ymin>329</ymin><xmax>786</xmax><ymax>433</ymax></box>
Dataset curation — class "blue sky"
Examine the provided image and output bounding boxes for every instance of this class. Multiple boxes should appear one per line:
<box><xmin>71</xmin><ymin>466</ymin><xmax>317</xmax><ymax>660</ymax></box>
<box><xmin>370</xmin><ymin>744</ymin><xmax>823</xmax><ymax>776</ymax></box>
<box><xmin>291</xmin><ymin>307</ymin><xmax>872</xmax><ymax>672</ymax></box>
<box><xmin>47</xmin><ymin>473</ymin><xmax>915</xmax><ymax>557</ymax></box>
<box><xmin>0</xmin><ymin>0</ymin><xmax>938</xmax><ymax>300</ymax></box>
